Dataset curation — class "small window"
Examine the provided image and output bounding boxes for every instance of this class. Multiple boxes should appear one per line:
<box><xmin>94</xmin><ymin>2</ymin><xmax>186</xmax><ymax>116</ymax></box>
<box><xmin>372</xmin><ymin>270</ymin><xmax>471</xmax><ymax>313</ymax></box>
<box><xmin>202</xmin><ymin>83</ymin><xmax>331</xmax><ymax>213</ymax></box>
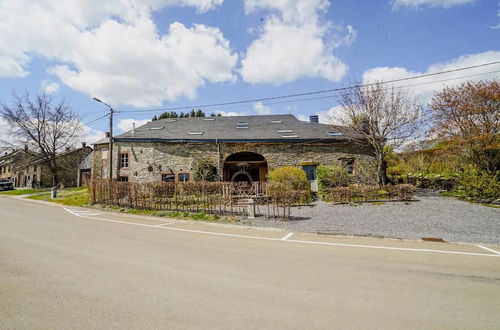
<box><xmin>178</xmin><ymin>173</ymin><xmax>190</xmax><ymax>182</ymax></box>
<box><xmin>149</xmin><ymin>127</ymin><xmax>164</xmax><ymax>130</ymax></box>
<box><xmin>119</xmin><ymin>153</ymin><xmax>129</xmax><ymax>168</ymax></box>
<box><xmin>341</xmin><ymin>158</ymin><xmax>355</xmax><ymax>175</ymax></box>
<box><xmin>281</xmin><ymin>135</ymin><xmax>298</xmax><ymax>138</ymax></box>
<box><xmin>302</xmin><ymin>165</ymin><xmax>317</xmax><ymax>181</ymax></box>
<box><xmin>270</xmin><ymin>120</ymin><xmax>282</xmax><ymax>123</ymax></box>
<box><xmin>188</xmin><ymin>132</ymin><xmax>204</xmax><ymax>135</ymax></box>
<box><xmin>117</xmin><ymin>176</ymin><xmax>129</xmax><ymax>182</ymax></box>
<box><xmin>277</xmin><ymin>129</ymin><xmax>293</xmax><ymax>133</ymax></box>
<box><xmin>328</xmin><ymin>131</ymin><xmax>343</xmax><ymax>136</ymax></box>
<box><xmin>162</xmin><ymin>174</ymin><xmax>175</xmax><ymax>182</ymax></box>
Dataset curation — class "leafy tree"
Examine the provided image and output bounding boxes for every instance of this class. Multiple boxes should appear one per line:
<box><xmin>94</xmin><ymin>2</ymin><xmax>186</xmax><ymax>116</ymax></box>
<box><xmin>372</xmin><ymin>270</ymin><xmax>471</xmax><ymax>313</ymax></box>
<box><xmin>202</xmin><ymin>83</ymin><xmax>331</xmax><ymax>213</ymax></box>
<box><xmin>154</xmin><ymin>109</ymin><xmax>207</xmax><ymax>121</ymax></box>
<box><xmin>429</xmin><ymin>80</ymin><xmax>499</xmax><ymax>173</ymax></box>
<box><xmin>338</xmin><ymin>82</ymin><xmax>422</xmax><ymax>187</ymax></box>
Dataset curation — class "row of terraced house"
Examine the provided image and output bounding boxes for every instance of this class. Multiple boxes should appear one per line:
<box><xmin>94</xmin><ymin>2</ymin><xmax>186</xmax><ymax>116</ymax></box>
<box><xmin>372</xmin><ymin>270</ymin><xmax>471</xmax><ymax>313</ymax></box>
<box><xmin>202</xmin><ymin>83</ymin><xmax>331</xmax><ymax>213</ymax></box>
<box><xmin>0</xmin><ymin>144</ymin><xmax>93</xmax><ymax>188</ymax></box>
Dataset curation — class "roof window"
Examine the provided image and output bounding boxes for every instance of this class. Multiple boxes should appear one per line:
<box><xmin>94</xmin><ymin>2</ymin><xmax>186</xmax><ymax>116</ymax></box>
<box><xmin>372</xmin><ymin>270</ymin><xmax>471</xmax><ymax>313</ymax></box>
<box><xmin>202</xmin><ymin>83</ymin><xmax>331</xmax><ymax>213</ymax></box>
<box><xmin>328</xmin><ymin>131</ymin><xmax>343</xmax><ymax>136</ymax></box>
<box><xmin>270</xmin><ymin>120</ymin><xmax>283</xmax><ymax>123</ymax></box>
<box><xmin>204</xmin><ymin>118</ymin><xmax>216</xmax><ymax>121</ymax></box>
<box><xmin>188</xmin><ymin>132</ymin><xmax>204</xmax><ymax>135</ymax></box>
<box><xmin>164</xmin><ymin>119</ymin><xmax>177</xmax><ymax>122</ymax></box>
<box><xmin>149</xmin><ymin>127</ymin><xmax>164</xmax><ymax>130</ymax></box>
<box><xmin>237</xmin><ymin>122</ymin><xmax>248</xmax><ymax>129</ymax></box>
<box><xmin>281</xmin><ymin>134</ymin><xmax>298</xmax><ymax>138</ymax></box>
<box><xmin>277</xmin><ymin>129</ymin><xmax>293</xmax><ymax>133</ymax></box>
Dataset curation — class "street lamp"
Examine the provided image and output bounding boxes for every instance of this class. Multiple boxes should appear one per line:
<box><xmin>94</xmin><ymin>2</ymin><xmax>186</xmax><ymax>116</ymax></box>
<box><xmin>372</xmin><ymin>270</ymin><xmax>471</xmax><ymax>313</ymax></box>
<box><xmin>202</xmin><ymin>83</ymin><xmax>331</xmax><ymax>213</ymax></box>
<box><xmin>92</xmin><ymin>97</ymin><xmax>114</xmax><ymax>181</ymax></box>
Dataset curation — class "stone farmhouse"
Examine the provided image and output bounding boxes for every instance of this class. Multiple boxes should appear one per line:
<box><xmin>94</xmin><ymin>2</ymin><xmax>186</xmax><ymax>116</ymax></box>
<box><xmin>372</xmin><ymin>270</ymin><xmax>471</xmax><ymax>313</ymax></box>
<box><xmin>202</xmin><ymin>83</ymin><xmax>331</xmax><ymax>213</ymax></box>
<box><xmin>92</xmin><ymin>115</ymin><xmax>373</xmax><ymax>190</ymax></box>
<box><xmin>1</xmin><ymin>145</ymin><xmax>92</xmax><ymax>188</ymax></box>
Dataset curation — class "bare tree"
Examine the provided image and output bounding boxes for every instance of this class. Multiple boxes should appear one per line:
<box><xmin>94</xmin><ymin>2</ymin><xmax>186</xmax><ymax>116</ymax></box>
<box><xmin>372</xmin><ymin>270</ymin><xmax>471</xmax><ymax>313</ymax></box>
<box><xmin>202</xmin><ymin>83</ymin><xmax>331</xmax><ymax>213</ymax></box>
<box><xmin>0</xmin><ymin>92</ymin><xmax>82</xmax><ymax>186</ymax></box>
<box><xmin>338</xmin><ymin>82</ymin><xmax>422</xmax><ymax>186</ymax></box>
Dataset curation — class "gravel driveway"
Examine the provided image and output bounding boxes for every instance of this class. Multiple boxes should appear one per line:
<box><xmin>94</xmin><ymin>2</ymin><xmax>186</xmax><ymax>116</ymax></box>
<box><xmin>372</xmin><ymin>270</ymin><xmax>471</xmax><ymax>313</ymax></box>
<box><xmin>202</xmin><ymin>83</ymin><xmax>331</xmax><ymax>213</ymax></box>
<box><xmin>249</xmin><ymin>190</ymin><xmax>500</xmax><ymax>245</ymax></box>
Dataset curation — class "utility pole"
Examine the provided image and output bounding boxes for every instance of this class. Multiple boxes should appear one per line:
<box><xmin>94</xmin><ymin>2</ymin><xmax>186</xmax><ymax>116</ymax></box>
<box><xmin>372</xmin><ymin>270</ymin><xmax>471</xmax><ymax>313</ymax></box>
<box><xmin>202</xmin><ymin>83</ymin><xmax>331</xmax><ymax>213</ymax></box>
<box><xmin>92</xmin><ymin>97</ymin><xmax>114</xmax><ymax>181</ymax></box>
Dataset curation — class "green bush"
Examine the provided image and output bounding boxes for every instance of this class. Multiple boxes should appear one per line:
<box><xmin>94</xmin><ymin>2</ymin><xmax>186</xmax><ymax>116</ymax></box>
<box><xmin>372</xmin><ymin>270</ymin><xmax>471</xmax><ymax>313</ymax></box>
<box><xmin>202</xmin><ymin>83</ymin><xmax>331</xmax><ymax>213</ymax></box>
<box><xmin>454</xmin><ymin>169</ymin><xmax>500</xmax><ymax>202</ymax></box>
<box><xmin>317</xmin><ymin>164</ymin><xmax>352</xmax><ymax>190</ymax></box>
<box><xmin>268</xmin><ymin>166</ymin><xmax>309</xmax><ymax>190</ymax></box>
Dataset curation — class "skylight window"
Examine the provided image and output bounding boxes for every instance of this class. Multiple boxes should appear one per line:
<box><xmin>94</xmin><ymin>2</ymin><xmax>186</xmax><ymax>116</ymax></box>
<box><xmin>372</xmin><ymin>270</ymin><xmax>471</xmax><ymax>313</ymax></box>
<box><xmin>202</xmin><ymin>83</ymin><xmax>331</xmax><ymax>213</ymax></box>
<box><xmin>164</xmin><ymin>119</ymin><xmax>177</xmax><ymax>122</ymax></box>
<box><xmin>237</xmin><ymin>122</ymin><xmax>248</xmax><ymax>129</ymax></box>
<box><xmin>188</xmin><ymin>132</ymin><xmax>204</xmax><ymax>135</ymax></box>
<box><xmin>281</xmin><ymin>135</ymin><xmax>298</xmax><ymax>138</ymax></box>
<box><xmin>270</xmin><ymin>120</ymin><xmax>283</xmax><ymax>123</ymax></box>
<box><xmin>204</xmin><ymin>118</ymin><xmax>216</xmax><ymax>121</ymax></box>
<box><xmin>277</xmin><ymin>129</ymin><xmax>293</xmax><ymax>133</ymax></box>
<box><xmin>149</xmin><ymin>127</ymin><xmax>164</xmax><ymax>130</ymax></box>
<box><xmin>328</xmin><ymin>131</ymin><xmax>343</xmax><ymax>136</ymax></box>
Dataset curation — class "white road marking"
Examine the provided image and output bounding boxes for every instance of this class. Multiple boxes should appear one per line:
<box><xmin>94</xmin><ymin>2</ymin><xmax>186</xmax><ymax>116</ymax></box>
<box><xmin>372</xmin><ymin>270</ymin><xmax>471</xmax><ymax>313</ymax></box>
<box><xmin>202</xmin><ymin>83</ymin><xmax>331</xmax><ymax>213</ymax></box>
<box><xmin>476</xmin><ymin>244</ymin><xmax>500</xmax><ymax>255</ymax></box>
<box><xmin>281</xmin><ymin>232</ymin><xmax>294</xmax><ymax>240</ymax></box>
<box><xmin>153</xmin><ymin>222</ymin><xmax>173</xmax><ymax>227</ymax></box>
<box><xmin>61</xmin><ymin>207</ymin><xmax>500</xmax><ymax>258</ymax></box>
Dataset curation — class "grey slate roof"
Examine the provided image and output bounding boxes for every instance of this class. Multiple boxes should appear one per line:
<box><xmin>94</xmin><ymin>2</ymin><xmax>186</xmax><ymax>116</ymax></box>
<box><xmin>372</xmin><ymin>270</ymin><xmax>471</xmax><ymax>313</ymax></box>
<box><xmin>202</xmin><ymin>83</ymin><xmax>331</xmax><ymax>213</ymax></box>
<box><xmin>94</xmin><ymin>115</ymin><xmax>360</xmax><ymax>144</ymax></box>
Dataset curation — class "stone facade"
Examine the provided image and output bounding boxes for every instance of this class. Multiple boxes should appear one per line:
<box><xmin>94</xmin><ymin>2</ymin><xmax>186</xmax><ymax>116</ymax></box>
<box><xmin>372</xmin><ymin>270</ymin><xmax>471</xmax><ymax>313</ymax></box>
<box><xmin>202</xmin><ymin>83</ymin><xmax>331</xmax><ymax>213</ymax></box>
<box><xmin>16</xmin><ymin>147</ymin><xmax>93</xmax><ymax>188</ymax></box>
<box><xmin>92</xmin><ymin>141</ymin><xmax>373</xmax><ymax>184</ymax></box>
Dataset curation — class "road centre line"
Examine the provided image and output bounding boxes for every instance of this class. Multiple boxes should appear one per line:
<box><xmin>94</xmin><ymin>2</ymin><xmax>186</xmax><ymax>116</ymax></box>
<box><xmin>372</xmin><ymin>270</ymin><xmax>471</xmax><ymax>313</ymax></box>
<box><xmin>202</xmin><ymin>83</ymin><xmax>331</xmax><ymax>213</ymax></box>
<box><xmin>476</xmin><ymin>244</ymin><xmax>500</xmax><ymax>255</ymax></box>
<box><xmin>281</xmin><ymin>232</ymin><xmax>294</xmax><ymax>240</ymax></box>
<box><xmin>61</xmin><ymin>207</ymin><xmax>500</xmax><ymax>258</ymax></box>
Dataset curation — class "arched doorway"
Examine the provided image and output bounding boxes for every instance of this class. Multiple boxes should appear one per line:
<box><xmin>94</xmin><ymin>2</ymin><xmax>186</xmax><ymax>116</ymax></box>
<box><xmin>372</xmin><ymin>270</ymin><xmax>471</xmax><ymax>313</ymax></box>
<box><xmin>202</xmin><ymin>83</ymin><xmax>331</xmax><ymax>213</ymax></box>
<box><xmin>223</xmin><ymin>152</ymin><xmax>268</xmax><ymax>182</ymax></box>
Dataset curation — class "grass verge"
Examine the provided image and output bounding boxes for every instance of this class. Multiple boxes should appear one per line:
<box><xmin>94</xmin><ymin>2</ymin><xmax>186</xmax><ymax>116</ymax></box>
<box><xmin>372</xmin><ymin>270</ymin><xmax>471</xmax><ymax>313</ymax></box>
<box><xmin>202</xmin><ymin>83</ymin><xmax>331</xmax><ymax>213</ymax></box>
<box><xmin>27</xmin><ymin>187</ymin><xmax>89</xmax><ymax>206</ymax></box>
<box><xmin>0</xmin><ymin>188</ymin><xmax>46</xmax><ymax>196</ymax></box>
<box><xmin>96</xmin><ymin>205</ymin><xmax>242</xmax><ymax>223</ymax></box>
<box><xmin>25</xmin><ymin>187</ymin><xmax>244</xmax><ymax>223</ymax></box>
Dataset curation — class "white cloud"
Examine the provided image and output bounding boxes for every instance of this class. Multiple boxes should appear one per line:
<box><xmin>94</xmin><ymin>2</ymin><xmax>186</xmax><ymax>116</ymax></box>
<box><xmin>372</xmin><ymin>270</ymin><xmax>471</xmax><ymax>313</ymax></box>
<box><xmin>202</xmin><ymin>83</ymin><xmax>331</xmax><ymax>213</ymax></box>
<box><xmin>40</xmin><ymin>80</ymin><xmax>60</xmax><ymax>95</ymax></box>
<box><xmin>315</xmin><ymin>105</ymin><xmax>348</xmax><ymax>125</ymax></box>
<box><xmin>214</xmin><ymin>110</ymin><xmax>249</xmax><ymax>116</ymax></box>
<box><xmin>362</xmin><ymin>50</ymin><xmax>500</xmax><ymax>104</ymax></box>
<box><xmin>392</xmin><ymin>0</ymin><xmax>476</xmax><ymax>9</ymax></box>
<box><xmin>253</xmin><ymin>101</ymin><xmax>272</xmax><ymax>115</ymax></box>
<box><xmin>240</xmin><ymin>0</ymin><xmax>353</xmax><ymax>85</ymax></box>
<box><xmin>492</xmin><ymin>2</ymin><xmax>500</xmax><ymax>29</ymax></box>
<box><xmin>0</xmin><ymin>0</ymin><xmax>235</xmax><ymax>107</ymax></box>
<box><xmin>80</xmin><ymin>125</ymin><xmax>106</xmax><ymax>145</ymax></box>
<box><xmin>117</xmin><ymin>118</ymin><xmax>150</xmax><ymax>133</ymax></box>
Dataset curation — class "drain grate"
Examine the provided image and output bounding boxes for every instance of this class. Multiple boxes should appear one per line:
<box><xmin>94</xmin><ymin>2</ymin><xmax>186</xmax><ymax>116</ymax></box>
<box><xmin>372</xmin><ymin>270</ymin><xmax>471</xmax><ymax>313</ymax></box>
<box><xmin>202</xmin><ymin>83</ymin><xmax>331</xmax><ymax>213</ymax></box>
<box><xmin>422</xmin><ymin>237</ymin><xmax>447</xmax><ymax>243</ymax></box>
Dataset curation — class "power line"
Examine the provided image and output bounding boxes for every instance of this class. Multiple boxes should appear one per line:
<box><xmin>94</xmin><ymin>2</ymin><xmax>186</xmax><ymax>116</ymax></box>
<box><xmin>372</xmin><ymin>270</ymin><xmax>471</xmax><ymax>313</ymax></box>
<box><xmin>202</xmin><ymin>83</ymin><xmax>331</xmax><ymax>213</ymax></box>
<box><xmin>114</xmin><ymin>68</ymin><xmax>500</xmax><ymax>115</ymax></box>
<box><xmin>82</xmin><ymin>113</ymin><xmax>108</xmax><ymax>126</ymax></box>
<box><xmin>114</xmin><ymin>61</ymin><xmax>500</xmax><ymax>114</ymax></box>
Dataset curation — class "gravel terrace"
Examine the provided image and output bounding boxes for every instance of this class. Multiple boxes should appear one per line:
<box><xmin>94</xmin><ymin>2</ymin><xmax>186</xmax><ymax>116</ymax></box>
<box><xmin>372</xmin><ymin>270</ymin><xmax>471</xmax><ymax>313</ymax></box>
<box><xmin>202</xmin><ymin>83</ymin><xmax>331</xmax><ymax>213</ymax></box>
<box><xmin>249</xmin><ymin>190</ymin><xmax>500</xmax><ymax>245</ymax></box>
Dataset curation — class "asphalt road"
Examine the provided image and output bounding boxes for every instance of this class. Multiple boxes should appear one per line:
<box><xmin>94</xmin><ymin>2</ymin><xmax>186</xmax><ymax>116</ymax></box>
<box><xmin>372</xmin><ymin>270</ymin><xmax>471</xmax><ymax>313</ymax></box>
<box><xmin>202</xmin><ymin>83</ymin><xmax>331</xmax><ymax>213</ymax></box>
<box><xmin>1</xmin><ymin>197</ymin><xmax>499</xmax><ymax>329</ymax></box>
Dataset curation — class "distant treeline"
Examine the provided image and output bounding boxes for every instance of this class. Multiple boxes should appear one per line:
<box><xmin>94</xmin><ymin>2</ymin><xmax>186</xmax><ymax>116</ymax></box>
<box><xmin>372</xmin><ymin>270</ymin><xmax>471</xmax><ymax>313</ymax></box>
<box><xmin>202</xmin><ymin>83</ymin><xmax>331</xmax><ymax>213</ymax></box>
<box><xmin>152</xmin><ymin>109</ymin><xmax>222</xmax><ymax>121</ymax></box>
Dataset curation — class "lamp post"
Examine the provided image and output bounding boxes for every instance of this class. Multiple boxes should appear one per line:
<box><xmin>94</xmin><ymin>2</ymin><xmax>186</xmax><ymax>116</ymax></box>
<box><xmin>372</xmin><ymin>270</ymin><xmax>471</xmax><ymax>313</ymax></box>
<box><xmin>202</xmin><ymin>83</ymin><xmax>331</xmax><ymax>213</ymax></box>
<box><xmin>92</xmin><ymin>97</ymin><xmax>114</xmax><ymax>181</ymax></box>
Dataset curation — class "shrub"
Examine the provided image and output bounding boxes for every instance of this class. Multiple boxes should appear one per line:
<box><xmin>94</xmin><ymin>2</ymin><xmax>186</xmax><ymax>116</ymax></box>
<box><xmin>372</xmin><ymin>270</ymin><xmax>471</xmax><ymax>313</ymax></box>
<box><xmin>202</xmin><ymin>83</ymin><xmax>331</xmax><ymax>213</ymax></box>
<box><xmin>330</xmin><ymin>187</ymin><xmax>354</xmax><ymax>204</ymax></box>
<box><xmin>390</xmin><ymin>184</ymin><xmax>415</xmax><ymax>201</ymax></box>
<box><xmin>317</xmin><ymin>164</ymin><xmax>352</xmax><ymax>190</ymax></box>
<box><xmin>269</xmin><ymin>166</ymin><xmax>309</xmax><ymax>190</ymax></box>
<box><xmin>455</xmin><ymin>169</ymin><xmax>500</xmax><ymax>202</ymax></box>
<box><xmin>194</xmin><ymin>159</ymin><xmax>218</xmax><ymax>182</ymax></box>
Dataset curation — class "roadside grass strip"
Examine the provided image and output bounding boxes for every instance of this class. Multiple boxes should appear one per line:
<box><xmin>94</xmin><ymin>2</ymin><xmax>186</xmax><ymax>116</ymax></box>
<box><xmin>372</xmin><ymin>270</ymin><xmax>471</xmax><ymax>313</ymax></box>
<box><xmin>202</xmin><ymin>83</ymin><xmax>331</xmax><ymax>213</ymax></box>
<box><xmin>61</xmin><ymin>207</ymin><xmax>500</xmax><ymax>259</ymax></box>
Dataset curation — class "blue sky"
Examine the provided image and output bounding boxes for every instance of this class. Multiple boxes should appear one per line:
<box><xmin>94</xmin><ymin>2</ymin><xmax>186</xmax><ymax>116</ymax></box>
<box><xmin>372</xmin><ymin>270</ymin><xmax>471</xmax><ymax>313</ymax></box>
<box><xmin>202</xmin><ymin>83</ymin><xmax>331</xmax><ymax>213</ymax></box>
<box><xmin>0</xmin><ymin>0</ymin><xmax>498</xmax><ymax>143</ymax></box>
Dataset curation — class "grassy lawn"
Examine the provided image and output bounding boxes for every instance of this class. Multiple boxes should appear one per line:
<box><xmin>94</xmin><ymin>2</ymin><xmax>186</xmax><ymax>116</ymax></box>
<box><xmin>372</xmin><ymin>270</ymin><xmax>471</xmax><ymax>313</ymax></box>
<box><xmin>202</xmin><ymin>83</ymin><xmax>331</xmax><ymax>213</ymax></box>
<box><xmin>0</xmin><ymin>188</ymin><xmax>46</xmax><ymax>196</ymax></box>
<box><xmin>27</xmin><ymin>187</ymin><xmax>90</xmax><ymax>206</ymax></box>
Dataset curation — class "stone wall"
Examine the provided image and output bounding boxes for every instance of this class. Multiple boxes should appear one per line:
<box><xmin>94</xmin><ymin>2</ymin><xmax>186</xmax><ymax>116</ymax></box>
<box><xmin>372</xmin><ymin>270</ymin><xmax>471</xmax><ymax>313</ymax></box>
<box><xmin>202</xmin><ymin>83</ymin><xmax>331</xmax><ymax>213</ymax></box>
<box><xmin>93</xmin><ymin>141</ymin><xmax>374</xmax><ymax>183</ymax></box>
